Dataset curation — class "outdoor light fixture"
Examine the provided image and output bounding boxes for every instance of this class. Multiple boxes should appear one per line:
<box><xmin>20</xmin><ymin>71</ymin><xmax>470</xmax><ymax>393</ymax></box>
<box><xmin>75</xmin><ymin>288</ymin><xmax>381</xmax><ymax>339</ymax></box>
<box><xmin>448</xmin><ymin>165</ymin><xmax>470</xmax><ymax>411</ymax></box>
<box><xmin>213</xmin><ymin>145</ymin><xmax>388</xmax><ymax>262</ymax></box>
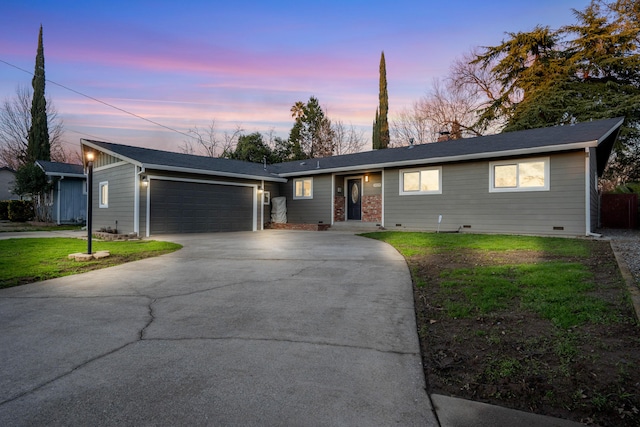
<box><xmin>141</xmin><ymin>176</ymin><xmax>148</xmax><ymax>186</ymax></box>
<box><xmin>86</xmin><ymin>151</ymin><xmax>94</xmax><ymax>255</ymax></box>
<box><xmin>365</xmin><ymin>175</ymin><xmax>369</xmax><ymax>182</ymax></box>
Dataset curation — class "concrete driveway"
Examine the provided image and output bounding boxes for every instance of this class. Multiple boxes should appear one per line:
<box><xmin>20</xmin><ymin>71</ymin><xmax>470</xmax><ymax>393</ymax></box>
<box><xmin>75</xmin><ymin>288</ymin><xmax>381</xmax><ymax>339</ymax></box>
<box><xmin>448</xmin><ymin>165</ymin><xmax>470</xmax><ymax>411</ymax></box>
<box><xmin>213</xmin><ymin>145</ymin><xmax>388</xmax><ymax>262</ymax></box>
<box><xmin>0</xmin><ymin>230</ymin><xmax>437</xmax><ymax>426</ymax></box>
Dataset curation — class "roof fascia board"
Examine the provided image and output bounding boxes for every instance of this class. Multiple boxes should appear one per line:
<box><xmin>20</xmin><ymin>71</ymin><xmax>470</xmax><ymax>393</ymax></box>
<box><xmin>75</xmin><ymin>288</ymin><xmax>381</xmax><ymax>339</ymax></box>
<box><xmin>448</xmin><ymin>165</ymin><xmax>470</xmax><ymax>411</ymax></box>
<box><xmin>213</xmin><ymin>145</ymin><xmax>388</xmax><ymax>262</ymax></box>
<box><xmin>81</xmin><ymin>139</ymin><xmax>143</xmax><ymax>167</ymax></box>
<box><xmin>44</xmin><ymin>172</ymin><xmax>86</xmax><ymax>178</ymax></box>
<box><xmin>143</xmin><ymin>163</ymin><xmax>287</xmax><ymax>183</ymax></box>
<box><xmin>278</xmin><ymin>141</ymin><xmax>594</xmax><ymax>177</ymax></box>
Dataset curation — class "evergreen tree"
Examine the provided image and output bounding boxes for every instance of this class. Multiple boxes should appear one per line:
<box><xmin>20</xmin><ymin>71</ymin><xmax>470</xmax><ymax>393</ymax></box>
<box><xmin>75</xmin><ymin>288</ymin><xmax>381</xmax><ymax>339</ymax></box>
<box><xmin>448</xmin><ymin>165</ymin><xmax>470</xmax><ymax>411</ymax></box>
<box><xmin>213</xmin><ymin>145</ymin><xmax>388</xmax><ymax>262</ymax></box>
<box><xmin>26</xmin><ymin>25</ymin><xmax>50</xmax><ymax>163</ymax></box>
<box><xmin>224</xmin><ymin>132</ymin><xmax>273</xmax><ymax>163</ymax></box>
<box><xmin>468</xmin><ymin>0</ymin><xmax>640</xmax><ymax>183</ymax></box>
<box><xmin>14</xmin><ymin>26</ymin><xmax>53</xmax><ymax>221</ymax></box>
<box><xmin>373</xmin><ymin>51</ymin><xmax>390</xmax><ymax>149</ymax></box>
<box><xmin>287</xmin><ymin>97</ymin><xmax>334</xmax><ymax>159</ymax></box>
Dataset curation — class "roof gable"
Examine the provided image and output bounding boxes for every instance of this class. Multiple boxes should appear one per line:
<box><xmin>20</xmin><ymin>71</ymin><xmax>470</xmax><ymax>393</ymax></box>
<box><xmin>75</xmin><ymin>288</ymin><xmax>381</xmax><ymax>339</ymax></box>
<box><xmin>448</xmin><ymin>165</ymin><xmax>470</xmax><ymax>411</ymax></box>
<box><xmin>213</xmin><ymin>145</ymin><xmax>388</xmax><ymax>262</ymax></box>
<box><xmin>81</xmin><ymin>139</ymin><xmax>286</xmax><ymax>182</ymax></box>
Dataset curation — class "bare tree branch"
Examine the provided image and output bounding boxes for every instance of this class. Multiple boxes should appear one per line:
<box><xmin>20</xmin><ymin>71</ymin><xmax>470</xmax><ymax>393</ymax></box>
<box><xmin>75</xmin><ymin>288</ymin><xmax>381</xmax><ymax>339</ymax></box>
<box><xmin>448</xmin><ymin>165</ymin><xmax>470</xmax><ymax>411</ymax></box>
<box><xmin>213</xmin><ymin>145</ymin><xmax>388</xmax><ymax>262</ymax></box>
<box><xmin>0</xmin><ymin>85</ymin><xmax>65</xmax><ymax>169</ymax></box>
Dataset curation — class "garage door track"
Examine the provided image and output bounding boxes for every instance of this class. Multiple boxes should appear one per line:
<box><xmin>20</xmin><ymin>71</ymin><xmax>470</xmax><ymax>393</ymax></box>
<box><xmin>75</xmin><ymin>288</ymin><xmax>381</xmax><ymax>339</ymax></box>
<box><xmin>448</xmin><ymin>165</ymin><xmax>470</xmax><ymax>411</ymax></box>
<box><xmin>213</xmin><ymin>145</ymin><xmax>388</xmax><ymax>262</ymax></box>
<box><xmin>0</xmin><ymin>230</ymin><xmax>436</xmax><ymax>426</ymax></box>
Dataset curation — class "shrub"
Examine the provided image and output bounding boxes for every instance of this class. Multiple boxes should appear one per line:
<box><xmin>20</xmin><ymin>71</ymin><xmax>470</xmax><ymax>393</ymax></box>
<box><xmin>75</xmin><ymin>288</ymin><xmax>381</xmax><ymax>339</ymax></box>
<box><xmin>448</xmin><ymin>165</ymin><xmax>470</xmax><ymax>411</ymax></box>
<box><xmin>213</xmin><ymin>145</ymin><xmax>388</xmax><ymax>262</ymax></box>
<box><xmin>8</xmin><ymin>200</ymin><xmax>34</xmax><ymax>222</ymax></box>
<box><xmin>0</xmin><ymin>200</ymin><xmax>9</xmax><ymax>220</ymax></box>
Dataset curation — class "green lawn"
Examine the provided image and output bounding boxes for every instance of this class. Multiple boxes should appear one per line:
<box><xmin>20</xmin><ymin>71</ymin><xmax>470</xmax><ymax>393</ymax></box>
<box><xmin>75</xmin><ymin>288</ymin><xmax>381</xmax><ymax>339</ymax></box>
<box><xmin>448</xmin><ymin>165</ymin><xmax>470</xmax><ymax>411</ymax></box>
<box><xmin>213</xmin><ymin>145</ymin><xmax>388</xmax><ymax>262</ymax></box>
<box><xmin>362</xmin><ymin>231</ymin><xmax>640</xmax><ymax>426</ymax></box>
<box><xmin>364</xmin><ymin>231</ymin><xmax>610</xmax><ymax>328</ymax></box>
<box><xmin>0</xmin><ymin>238</ymin><xmax>182</xmax><ymax>288</ymax></box>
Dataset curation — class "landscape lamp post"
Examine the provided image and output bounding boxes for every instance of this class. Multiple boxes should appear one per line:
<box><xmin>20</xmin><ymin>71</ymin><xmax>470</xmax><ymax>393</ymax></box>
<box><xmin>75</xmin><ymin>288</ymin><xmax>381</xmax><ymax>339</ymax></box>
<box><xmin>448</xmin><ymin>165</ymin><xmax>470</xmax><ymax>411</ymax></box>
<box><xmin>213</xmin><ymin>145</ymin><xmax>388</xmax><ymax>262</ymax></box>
<box><xmin>86</xmin><ymin>152</ymin><xmax>94</xmax><ymax>255</ymax></box>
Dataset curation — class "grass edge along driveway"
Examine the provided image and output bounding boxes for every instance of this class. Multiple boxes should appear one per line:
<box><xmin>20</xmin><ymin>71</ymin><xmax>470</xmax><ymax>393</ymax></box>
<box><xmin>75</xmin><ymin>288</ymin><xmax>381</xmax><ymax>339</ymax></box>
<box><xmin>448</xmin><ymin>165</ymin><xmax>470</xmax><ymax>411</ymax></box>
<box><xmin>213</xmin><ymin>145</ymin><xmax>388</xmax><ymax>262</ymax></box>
<box><xmin>363</xmin><ymin>231</ymin><xmax>640</xmax><ymax>427</ymax></box>
<box><xmin>0</xmin><ymin>238</ymin><xmax>182</xmax><ymax>289</ymax></box>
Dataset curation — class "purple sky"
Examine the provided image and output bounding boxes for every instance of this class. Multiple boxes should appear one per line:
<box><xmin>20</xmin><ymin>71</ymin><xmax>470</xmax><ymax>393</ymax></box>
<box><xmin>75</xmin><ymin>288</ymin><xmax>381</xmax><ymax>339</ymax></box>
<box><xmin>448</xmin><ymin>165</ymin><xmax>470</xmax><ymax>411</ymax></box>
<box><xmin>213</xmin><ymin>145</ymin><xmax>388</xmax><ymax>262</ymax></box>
<box><xmin>1</xmin><ymin>0</ymin><xmax>590</xmax><ymax>154</ymax></box>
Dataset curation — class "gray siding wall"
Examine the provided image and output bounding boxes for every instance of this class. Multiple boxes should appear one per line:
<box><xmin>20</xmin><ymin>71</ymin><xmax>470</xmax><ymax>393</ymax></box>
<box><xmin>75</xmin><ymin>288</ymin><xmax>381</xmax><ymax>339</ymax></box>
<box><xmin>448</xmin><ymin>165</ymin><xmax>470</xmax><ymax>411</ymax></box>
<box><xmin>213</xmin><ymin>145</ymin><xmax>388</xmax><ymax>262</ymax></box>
<box><xmin>0</xmin><ymin>170</ymin><xmax>19</xmax><ymax>200</ymax></box>
<box><xmin>384</xmin><ymin>151</ymin><xmax>587</xmax><ymax>236</ymax></box>
<box><xmin>57</xmin><ymin>178</ymin><xmax>86</xmax><ymax>224</ymax></box>
<box><xmin>93</xmin><ymin>162</ymin><xmax>136</xmax><ymax>234</ymax></box>
<box><xmin>282</xmin><ymin>174</ymin><xmax>332</xmax><ymax>224</ymax></box>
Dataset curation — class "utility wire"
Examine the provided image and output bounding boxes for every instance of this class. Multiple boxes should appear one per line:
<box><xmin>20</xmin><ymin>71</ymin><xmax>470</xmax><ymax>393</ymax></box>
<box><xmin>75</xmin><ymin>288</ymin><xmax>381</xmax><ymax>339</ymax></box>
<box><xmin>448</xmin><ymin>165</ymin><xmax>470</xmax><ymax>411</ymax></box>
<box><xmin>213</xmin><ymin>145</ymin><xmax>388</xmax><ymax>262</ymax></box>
<box><xmin>0</xmin><ymin>58</ymin><xmax>197</xmax><ymax>140</ymax></box>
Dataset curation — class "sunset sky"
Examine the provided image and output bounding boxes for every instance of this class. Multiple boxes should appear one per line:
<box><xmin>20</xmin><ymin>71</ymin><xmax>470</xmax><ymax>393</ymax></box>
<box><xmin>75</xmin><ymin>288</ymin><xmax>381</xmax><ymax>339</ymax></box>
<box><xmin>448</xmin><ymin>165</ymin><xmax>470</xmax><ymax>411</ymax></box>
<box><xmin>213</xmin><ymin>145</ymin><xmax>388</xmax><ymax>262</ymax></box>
<box><xmin>1</xmin><ymin>0</ymin><xmax>590</xmax><ymax>155</ymax></box>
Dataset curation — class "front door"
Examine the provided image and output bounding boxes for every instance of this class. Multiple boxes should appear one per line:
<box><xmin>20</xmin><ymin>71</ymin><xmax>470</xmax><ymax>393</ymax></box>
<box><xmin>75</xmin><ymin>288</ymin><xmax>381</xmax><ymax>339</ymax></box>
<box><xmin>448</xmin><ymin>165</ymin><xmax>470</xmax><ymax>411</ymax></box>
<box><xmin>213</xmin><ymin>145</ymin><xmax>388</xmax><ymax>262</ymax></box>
<box><xmin>347</xmin><ymin>179</ymin><xmax>362</xmax><ymax>220</ymax></box>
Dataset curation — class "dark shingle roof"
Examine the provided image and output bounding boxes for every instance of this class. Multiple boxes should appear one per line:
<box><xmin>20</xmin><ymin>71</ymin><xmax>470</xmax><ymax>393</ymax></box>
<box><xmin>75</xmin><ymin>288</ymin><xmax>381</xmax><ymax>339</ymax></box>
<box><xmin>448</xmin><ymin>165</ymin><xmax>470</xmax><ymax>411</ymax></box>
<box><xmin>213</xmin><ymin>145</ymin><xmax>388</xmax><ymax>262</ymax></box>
<box><xmin>272</xmin><ymin>117</ymin><xmax>624</xmax><ymax>176</ymax></box>
<box><xmin>36</xmin><ymin>160</ymin><xmax>85</xmax><ymax>177</ymax></box>
<box><xmin>81</xmin><ymin>117</ymin><xmax>623</xmax><ymax>180</ymax></box>
<box><xmin>81</xmin><ymin>140</ymin><xmax>286</xmax><ymax>182</ymax></box>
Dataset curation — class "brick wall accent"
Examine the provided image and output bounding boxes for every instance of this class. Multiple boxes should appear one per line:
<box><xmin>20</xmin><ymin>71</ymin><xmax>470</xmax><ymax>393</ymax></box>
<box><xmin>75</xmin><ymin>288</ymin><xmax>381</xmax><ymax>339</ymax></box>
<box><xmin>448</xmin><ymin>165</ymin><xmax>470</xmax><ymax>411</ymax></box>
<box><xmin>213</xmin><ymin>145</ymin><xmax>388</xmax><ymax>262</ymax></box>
<box><xmin>362</xmin><ymin>194</ymin><xmax>382</xmax><ymax>223</ymax></box>
<box><xmin>334</xmin><ymin>196</ymin><xmax>345</xmax><ymax>222</ymax></box>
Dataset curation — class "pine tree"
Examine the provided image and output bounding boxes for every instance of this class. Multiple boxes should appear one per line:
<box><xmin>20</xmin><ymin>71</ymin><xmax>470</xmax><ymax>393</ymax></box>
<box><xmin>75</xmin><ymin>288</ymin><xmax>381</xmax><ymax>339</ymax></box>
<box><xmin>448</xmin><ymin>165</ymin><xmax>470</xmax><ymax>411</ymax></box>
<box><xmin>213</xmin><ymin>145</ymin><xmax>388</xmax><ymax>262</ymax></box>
<box><xmin>373</xmin><ymin>51</ymin><xmax>390</xmax><ymax>149</ymax></box>
<box><xmin>26</xmin><ymin>25</ymin><xmax>50</xmax><ymax>163</ymax></box>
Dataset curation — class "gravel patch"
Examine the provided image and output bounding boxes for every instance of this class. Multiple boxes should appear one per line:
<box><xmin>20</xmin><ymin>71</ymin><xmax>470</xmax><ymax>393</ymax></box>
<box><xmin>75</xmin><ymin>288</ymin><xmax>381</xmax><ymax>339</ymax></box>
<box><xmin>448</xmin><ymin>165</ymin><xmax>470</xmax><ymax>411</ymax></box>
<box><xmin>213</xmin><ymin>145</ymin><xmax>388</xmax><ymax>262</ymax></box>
<box><xmin>597</xmin><ymin>228</ymin><xmax>640</xmax><ymax>285</ymax></box>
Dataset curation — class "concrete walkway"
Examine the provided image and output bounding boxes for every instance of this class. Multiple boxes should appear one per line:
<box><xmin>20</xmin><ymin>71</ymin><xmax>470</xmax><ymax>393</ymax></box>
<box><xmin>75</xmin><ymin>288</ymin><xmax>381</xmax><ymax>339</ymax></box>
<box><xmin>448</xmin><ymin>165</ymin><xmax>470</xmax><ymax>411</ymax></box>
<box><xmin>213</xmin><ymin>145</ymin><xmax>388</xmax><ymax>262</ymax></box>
<box><xmin>0</xmin><ymin>230</ymin><xmax>436</xmax><ymax>426</ymax></box>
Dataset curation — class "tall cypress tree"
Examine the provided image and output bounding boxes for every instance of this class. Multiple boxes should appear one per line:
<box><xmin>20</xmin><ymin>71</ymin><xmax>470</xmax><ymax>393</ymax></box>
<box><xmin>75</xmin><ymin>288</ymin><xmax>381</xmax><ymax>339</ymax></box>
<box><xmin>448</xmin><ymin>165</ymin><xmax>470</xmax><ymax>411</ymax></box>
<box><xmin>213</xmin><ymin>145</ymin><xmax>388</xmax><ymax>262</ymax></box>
<box><xmin>26</xmin><ymin>25</ymin><xmax>50</xmax><ymax>163</ymax></box>
<box><xmin>373</xmin><ymin>51</ymin><xmax>389</xmax><ymax>149</ymax></box>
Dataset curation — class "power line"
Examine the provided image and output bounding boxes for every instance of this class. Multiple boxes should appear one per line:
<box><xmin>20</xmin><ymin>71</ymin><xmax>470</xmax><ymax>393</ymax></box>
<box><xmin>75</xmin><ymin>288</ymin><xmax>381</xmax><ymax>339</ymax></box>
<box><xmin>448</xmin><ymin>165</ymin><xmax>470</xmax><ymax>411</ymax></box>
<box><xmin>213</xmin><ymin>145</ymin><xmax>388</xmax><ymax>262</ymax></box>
<box><xmin>0</xmin><ymin>58</ymin><xmax>197</xmax><ymax>141</ymax></box>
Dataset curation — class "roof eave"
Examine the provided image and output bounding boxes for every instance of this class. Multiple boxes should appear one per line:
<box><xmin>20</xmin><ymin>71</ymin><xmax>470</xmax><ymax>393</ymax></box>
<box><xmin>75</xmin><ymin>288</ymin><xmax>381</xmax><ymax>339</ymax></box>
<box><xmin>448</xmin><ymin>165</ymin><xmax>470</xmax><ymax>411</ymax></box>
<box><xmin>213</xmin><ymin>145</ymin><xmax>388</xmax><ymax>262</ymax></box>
<box><xmin>44</xmin><ymin>172</ymin><xmax>86</xmax><ymax>179</ymax></box>
<box><xmin>142</xmin><ymin>163</ymin><xmax>288</xmax><ymax>183</ymax></box>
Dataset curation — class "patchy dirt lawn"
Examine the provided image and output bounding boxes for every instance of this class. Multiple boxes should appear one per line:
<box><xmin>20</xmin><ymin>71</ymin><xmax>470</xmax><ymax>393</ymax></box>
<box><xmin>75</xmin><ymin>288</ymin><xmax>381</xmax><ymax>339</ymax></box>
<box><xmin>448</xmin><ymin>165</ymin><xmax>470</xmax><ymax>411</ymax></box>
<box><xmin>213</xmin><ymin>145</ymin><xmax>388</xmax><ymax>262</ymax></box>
<box><xmin>411</xmin><ymin>241</ymin><xmax>640</xmax><ymax>426</ymax></box>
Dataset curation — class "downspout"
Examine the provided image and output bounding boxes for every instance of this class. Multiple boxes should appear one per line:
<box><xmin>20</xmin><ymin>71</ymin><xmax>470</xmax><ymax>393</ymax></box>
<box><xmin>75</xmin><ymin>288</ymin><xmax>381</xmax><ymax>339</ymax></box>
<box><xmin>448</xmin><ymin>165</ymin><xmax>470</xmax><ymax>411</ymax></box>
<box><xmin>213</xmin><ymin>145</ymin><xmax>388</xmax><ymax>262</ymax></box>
<box><xmin>56</xmin><ymin>178</ymin><xmax>62</xmax><ymax>225</ymax></box>
<box><xmin>381</xmin><ymin>170</ymin><xmax>385</xmax><ymax>228</ymax></box>
<box><xmin>146</xmin><ymin>178</ymin><xmax>151</xmax><ymax>238</ymax></box>
<box><xmin>331</xmin><ymin>174</ymin><xmax>335</xmax><ymax>225</ymax></box>
<box><xmin>261</xmin><ymin>179</ymin><xmax>264</xmax><ymax>230</ymax></box>
<box><xmin>585</xmin><ymin>148</ymin><xmax>601</xmax><ymax>238</ymax></box>
<box><xmin>252</xmin><ymin>185</ymin><xmax>257</xmax><ymax>232</ymax></box>
<box><xmin>135</xmin><ymin>167</ymin><xmax>145</xmax><ymax>237</ymax></box>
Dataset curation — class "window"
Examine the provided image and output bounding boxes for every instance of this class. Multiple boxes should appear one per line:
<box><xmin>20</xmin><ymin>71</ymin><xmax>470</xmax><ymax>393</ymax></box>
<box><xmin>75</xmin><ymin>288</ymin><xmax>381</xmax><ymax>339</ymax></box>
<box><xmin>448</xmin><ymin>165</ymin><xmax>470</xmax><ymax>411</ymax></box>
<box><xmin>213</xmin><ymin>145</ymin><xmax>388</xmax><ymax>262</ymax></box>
<box><xmin>293</xmin><ymin>178</ymin><xmax>313</xmax><ymax>199</ymax></box>
<box><xmin>99</xmin><ymin>181</ymin><xmax>109</xmax><ymax>208</ymax></box>
<box><xmin>490</xmin><ymin>158</ymin><xmax>549</xmax><ymax>192</ymax></box>
<box><xmin>400</xmin><ymin>167</ymin><xmax>442</xmax><ymax>195</ymax></box>
<box><xmin>263</xmin><ymin>191</ymin><xmax>271</xmax><ymax>205</ymax></box>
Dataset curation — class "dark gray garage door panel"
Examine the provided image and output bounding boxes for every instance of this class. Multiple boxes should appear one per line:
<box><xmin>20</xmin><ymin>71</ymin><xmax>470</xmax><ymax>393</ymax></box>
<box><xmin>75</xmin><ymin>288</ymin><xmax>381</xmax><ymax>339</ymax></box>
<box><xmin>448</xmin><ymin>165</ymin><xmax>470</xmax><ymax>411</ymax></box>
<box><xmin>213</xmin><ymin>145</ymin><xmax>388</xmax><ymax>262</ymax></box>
<box><xmin>150</xmin><ymin>180</ymin><xmax>253</xmax><ymax>233</ymax></box>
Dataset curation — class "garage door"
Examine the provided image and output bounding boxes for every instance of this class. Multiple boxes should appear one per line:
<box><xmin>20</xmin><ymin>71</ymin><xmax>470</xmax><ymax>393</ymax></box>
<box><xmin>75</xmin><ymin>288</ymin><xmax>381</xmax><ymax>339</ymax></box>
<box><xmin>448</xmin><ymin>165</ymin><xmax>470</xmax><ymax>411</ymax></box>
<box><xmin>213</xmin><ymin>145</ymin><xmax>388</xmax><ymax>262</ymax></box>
<box><xmin>150</xmin><ymin>180</ymin><xmax>254</xmax><ymax>234</ymax></box>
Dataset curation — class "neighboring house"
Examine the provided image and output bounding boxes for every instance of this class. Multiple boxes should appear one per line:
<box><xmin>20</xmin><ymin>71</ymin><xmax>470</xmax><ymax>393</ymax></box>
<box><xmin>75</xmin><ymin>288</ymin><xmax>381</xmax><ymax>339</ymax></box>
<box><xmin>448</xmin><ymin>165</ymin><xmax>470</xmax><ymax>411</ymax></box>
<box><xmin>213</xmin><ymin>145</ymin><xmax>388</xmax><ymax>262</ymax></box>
<box><xmin>80</xmin><ymin>117</ymin><xmax>623</xmax><ymax>237</ymax></box>
<box><xmin>0</xmin><ymin>166</ymin><xmax>20</xmax><ymax>200</ymax></box>
<box><xmin>36</xmin><ymin>160</ymin><xmax>87</xmax><ymax>224</ymax></box>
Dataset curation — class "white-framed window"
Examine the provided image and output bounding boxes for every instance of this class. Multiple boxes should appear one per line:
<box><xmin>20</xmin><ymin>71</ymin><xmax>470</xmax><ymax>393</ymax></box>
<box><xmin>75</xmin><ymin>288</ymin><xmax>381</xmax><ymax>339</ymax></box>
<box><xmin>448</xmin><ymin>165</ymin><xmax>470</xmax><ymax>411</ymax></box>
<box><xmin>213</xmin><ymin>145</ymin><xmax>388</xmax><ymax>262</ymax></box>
<box><xmin>490</xmin><ymin>157</ymin><xmax>549</xmax><ymax>192</ymax></box>
<box><xmin>293</xmin><ymin>177</ymin><xmax>313</xmax><ymax>199</ymax></box>
<box><xmin>399</xmin><ymin>167</ymin><xmax>442</xmax><ymax>195</ymax></box>
<box><xmin>263</xmin><ymin>191</ymin><xmax>271</xmax><ymax>205</ymax></box>
<box><xmin>99</xmin><ymin>181</ymin><xmax>109</xmax><ymax>208</ymax></box>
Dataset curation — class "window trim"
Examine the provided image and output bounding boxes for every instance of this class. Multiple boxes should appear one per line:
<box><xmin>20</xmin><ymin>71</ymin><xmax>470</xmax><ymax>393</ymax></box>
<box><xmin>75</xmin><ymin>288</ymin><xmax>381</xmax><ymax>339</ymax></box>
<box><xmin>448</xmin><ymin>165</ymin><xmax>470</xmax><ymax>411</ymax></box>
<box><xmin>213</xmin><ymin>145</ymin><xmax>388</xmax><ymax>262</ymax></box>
<box><xmin>99</xmin><ymin>181</ymin><xmax>109</xmax><ymax>208</ymax></box>
<box><xmin>489</xmin><ymin>157</ymin><xmax>550</xmax><ymax>193</ymax></box>
<box><xmin>293</xmin><ymin>177</ymin><xmax>313</xmax><ymax>200</ymax></box>
<box><xmin>399</xmin><ymin>166</ymin><xmax>442</xmax><ymax>195</ymax></box>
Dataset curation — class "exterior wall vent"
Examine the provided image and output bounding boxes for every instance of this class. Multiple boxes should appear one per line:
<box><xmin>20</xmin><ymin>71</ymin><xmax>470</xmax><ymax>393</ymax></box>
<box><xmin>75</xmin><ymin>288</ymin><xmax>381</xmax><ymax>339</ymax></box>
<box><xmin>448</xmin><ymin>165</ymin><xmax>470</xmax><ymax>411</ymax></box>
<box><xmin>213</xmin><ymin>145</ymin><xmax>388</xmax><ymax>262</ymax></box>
<box><xmin>553</xmin><ymin>226</ymin><xmax>564</xmax><ymax>230</ymax></box>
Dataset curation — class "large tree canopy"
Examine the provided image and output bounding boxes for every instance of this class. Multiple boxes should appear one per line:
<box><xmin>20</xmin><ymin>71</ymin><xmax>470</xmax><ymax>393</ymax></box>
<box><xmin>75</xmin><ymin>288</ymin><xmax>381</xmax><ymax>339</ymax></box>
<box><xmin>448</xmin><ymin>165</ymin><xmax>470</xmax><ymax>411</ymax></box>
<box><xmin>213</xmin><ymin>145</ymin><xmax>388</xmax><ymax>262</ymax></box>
<box><xmin>287</xmin><ymin>96</ymin><xmax>334</xmax><ymax>160</ymax></box>
<box><xmin>467</xmin><ymin>0</ymin><xmax>640</xmax><ymax>183</ymax></box>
